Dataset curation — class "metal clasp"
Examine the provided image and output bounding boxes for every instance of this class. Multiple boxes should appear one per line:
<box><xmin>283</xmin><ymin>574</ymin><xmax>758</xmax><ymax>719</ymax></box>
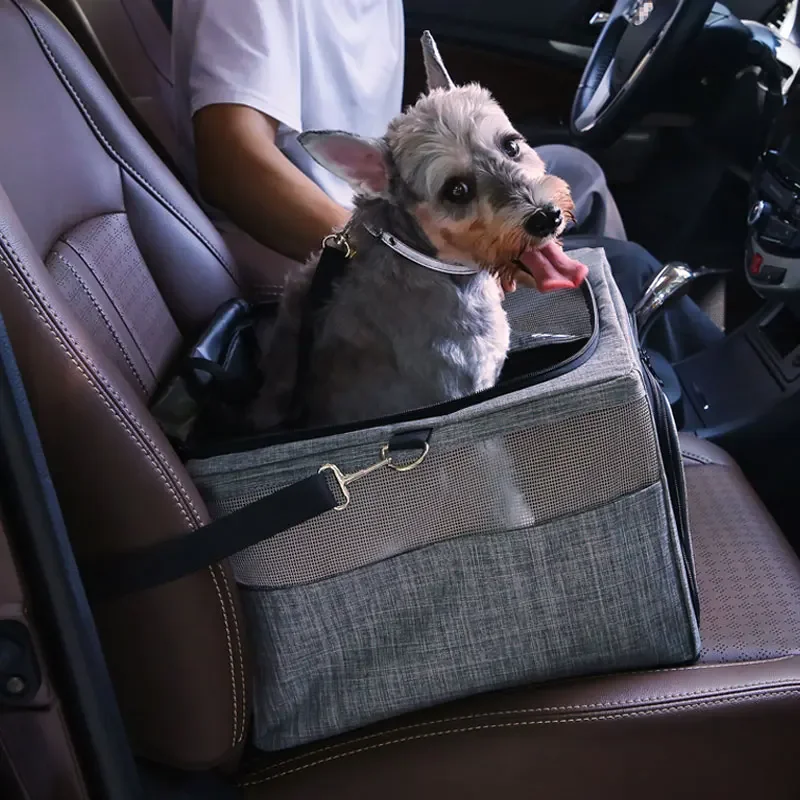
<box><xmin>319</xmin><ymin>442</ymin><xmax>430</xmax><ymax>511</ymax></box>
<box><xmin>321</xmin><ymin>224</ymin><xmax>357</xmax><ymax>259</ymax></box>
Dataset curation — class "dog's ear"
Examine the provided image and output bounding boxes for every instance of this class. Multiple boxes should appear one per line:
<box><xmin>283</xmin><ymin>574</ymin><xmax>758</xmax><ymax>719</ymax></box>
<box><xmin>299</xmin><ymin>131</ymin><xmax>390</xmax><ymax>196</ymax></box>
<box><xmin>421</xmin><ymin>30</ymin><xmax>455</xmax><ymax>92</ymax></box>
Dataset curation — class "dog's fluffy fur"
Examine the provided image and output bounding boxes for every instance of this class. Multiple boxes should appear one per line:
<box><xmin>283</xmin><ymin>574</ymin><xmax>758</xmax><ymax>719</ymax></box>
<box><xmin>250</xmin><ymin>34</ymin><xmax>579</xmax><ymax>431</ymax></box>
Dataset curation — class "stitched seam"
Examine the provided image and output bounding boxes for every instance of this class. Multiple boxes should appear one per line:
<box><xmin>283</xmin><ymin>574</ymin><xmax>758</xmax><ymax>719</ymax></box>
<box><xmin>63</xmin><ymin>237</ymin><xmax>158</xmax><ymax>374</ymax></box>
<box><xmin>637</xmin><ymin>655</ymin><xmax>797</xmax><ymax>673</ymax></box>
<box><xmin>245</xmin><ymin>677</ymin><xmax>800</xmax><ymax>778</ymax></box>
<box><xmin>52</xmin><ymin>250</ymin><xmax>150</xmax><ymax>394</ymax></box>
<box><xmin>4</xmin><ymin>252</ymin><xmax>194</xmax><ymax>524</ymax></box>
<box><xmin>241</xmin><ymin>689</ymin><xmax>800</xmax><ymax>786</ymax></box>
<box><xmin>681</xmin><ymin>453</ymin><xmax>709</xmax><ymax>465</ymax></box>
<box><xmin>19</xmin><ymin>5</ymin><xmax>237</xmax><ymax>283</ymax></box>
<box><xmin>207</xmin><ymin>565</ymin><xmax>238</xmax><ymax>747</ymax></box>
<box><xmin>680</xmin><ymin>449</ymin><xmax>720</xmax><ymax>466</ymax></box>
<box><xmin>218</xmin><ymin>566</ymin><xmax>247</xmax><ymax>743</ymax></box>
<box><xmin>4</xmin><ymin>243</ymin><xmax>242</xmax><ymax>744</ymax></box>
<box><xmin>0</xmin><ymin>235</ymin><xmax>242</xmax><ymax>748</ymax></box>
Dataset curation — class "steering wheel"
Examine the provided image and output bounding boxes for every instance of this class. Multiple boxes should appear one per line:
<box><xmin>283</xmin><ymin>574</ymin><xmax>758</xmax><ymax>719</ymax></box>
<box><xmin>570</xmin><ymin>0</ymin><xmax>716</xmax><ymax>147</ymax></box>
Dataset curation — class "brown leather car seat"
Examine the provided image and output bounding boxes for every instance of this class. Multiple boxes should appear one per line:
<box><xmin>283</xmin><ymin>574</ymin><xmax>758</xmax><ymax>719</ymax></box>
<box><xmin>0</xmin><ymin>0</ymin><xmax>247</xmax><ymax>771</ymax></box>
<box><xmin>1</xmin><ymin>1</ymin><xmax>799</xmax><ymax>796</ymax></box>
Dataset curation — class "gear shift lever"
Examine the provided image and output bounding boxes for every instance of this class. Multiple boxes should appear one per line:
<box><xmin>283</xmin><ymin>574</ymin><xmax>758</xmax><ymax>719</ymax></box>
<box><xmin>633</xmin><ymin>261</ymin><xmax>726</xmax><ymax>343</ymax></box>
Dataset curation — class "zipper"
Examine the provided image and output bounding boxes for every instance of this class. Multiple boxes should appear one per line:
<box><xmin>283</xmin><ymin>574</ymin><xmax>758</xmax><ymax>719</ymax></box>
<box><xmin>185</xmin><ymin>281</ymin><xmax>600</xmax><ymax>458</ymax></box>
<box><xmin>640</xmin><ymin>348</ymin><xmax>700</xmax><ymax>618</ymax></box>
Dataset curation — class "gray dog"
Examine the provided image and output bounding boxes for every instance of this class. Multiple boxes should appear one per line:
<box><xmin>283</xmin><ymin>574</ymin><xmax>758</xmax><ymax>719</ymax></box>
<box><xmin>251</xmin><ymin>31</ymin><xmax>588</xmax><ymax>431</ymax></box>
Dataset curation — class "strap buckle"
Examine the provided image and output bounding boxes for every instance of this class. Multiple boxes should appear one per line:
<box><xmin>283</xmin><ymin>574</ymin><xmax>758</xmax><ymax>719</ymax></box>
<box><xmin>319</xmin><ymin>442</ymin><xmax>430</xmax><ymax>511</ymax></box>
<box><xmin>321</xmin><ymin>226</ymin><xmax>357</xmax><ymax>259</ymax></box>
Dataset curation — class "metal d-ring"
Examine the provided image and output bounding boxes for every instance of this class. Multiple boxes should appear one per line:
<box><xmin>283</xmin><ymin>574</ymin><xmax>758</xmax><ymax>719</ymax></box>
<box><xmin>381</xmin><ymin>442</ymin><xmax>430</xmax><ymax>472</ymax></box>
<box><xmin>321</xmin><ymin>230</ymin><xmax>356</xmax><ymax>259</ymax></box>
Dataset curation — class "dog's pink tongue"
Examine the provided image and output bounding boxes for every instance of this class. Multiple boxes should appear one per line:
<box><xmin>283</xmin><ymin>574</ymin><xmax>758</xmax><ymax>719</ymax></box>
<box><xmin>519</xmin><ymin>242</ymin><xmax>588</xmax><ymax>292</ymax></box>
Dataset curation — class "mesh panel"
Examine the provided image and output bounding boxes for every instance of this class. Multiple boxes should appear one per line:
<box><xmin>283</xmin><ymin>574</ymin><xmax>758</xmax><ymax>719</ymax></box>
<box><xmin>225</xmin><ymin>396</ymin><xmax>659</xmax><ymax>588</ymax></box>
<box><xmin>503</xmin><ymin>286</ymin><xmax>592</xmax><ymax>352</ymax></box>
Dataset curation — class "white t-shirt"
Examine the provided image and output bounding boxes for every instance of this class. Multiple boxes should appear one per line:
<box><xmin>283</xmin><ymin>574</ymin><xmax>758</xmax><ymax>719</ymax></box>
<box><xmin>172</xmin><ymin>1</ymin><xmax>405</xmax><ymax>290</ymax></box>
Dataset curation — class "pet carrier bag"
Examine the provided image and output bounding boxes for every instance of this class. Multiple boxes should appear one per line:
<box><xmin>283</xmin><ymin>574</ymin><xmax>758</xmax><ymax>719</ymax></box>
<box><xmin>86</xmin><ymin>246</ymin><xmax>700</xmax><ymax>752</ymax></box>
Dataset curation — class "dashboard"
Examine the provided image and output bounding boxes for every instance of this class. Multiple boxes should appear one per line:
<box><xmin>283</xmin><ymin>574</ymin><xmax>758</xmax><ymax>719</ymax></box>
<box><xmin>745</xmin><ymin>1</ymin><xmax>800</xmax><ymax>301</ymax></box>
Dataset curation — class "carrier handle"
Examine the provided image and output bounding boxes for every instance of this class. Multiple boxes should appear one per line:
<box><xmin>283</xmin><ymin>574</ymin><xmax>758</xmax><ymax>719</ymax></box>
<box><xmin>82</xmin><ymin>432</ymin><xmax>430</xmax><ymax>603</ymax></box>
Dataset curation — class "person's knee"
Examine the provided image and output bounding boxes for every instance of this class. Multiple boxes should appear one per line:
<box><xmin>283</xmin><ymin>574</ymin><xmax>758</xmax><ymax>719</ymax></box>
<box><xmin>594</xmin><ymin>239</ymin><xmax>661</xmax><ymax>308</ymax></box>
<box><xmin>607</xmin><ymin>240</ymin><xmax>659</xmax><ymax>276</ymax></box>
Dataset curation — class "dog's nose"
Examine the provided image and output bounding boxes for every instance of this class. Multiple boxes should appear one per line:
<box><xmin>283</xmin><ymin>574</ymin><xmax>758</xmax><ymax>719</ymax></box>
<box><xmin>524</xmin><ymin>206</ymin><xmax>562</xmax><ymax>237</ymax></box>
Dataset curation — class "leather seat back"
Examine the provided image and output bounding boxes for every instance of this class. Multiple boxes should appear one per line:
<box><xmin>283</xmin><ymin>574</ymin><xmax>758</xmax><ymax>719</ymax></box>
<box><xmin>0</xmin><ymin>0</ymin><xmax>249</xmax><ymax>769</ymax></box>
<box><xmin>41</xmin><ymin>0</ymin><xmax>179</xmax><ymax>166</ymax></box>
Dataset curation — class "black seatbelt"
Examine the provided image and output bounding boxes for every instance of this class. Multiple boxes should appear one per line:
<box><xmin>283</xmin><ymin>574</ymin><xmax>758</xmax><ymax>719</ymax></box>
<box><xmin>83</xmin><ymin>473</ymin><xmax>337</xmax><ymax>602</ymax></box>
<box><xmin>82</xmin><ymin>428</ymin><xmax>431</xmax><ymax>604</ymax></box>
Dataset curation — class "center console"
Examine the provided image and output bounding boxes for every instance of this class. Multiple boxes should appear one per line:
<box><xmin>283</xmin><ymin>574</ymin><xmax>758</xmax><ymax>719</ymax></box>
<box><xmin>744</xmin><ymin>92</ymin><xmax>800</xmax><ymax>308</ymax></box>
<box><xmin>671</xmin><ymin>20</ymin><xmax>800</xmax><ymax>437</ymax></box>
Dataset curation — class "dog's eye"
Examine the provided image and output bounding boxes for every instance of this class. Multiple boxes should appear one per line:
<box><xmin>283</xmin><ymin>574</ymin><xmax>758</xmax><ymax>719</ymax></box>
<box><xmin>501</xmin><ymin>136</ymin><xmax>522</xmax><ymax>159</ymax></box>
<box><xmin>442</xmin><ymin>178</ymin><xmax>474</xmax><ymax>205</ymax></box>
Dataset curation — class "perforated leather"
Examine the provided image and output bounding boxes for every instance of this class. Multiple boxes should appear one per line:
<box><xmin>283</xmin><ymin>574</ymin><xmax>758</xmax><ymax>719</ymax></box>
<box><xmin>687</xmin><ymin>461</ymin><xmax>800</xmax><ymax>662</ymax></box>
<box><xmin>47</xmin><ymin>214</ymin><xmax>181</xmax><ymax>397</ymax></box>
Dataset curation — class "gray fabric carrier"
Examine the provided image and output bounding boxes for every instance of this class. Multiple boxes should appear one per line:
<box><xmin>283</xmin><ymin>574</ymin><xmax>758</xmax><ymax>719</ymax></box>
<box><xmin>187</xmin><ymin>247</ymin><xmax>701</xmax><ymax>752</ymax></box>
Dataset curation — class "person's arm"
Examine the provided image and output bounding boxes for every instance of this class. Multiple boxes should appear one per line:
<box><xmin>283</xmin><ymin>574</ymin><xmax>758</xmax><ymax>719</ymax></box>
<box><xmin>193</xmin><ymin>103</ymin><xmax>350</xmax><ymax>263</ymax></box>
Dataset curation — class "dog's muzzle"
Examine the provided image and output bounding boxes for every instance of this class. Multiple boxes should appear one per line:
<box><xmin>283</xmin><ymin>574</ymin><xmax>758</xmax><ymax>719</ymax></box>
<box><xmin>524</xmin><ymin>206</ymin><xmax>562</xmax><ymax>238</ymax></box>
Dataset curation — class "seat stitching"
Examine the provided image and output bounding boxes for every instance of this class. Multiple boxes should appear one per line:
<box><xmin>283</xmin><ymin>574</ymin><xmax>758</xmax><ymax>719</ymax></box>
<box><xmin>207</xmin><ymin>565</ymin><xmax>238</xmax><ymax>746</ymax></box>
<box><xmin>637</xmin><ymin>655</ymin><xmax>797</xmax><ymax>674</ymax></box>
<box><xmin>240</xmin><ymin>689</ymin><xmax>800</xmax><ymax>786</ymax></box>
<box><xmin>17</xmin><ymin>4</ymin><xmax>238</xmax><ymax>284</ymax></box>
<box><xmin>679</xmin><ymin>448</ymin><xmax>723</xmax><ymax>466</ymax></box>
<box><xmin>5</xmin><ymin>245</ymin><xmax>241</xmax><ymax>747</ymax></box>
<box><xmin>52</xmin><ymin>250</ymin><xmax>150</xmax><ymax>394</ymax></box>
<box><xmin>0</xmin><ymin>236</ymin><xmax>242</xmax><ymax>749</ymax></box>
<box><xmin>218</xmin><ymin>566</ymin><xmax>247</xmax><ymax>743</ymax></box>
<box><xmin>10</xmin><ymin>2</ymin><xmax>249</xmax><ymax>742</ymax></box>
<box><xmin>3</xmin><ymin>249</ymin><xmax>194</xmax><ymax>523</ymax></box>
<box><xmin>244</xmin><ymin>677</ymin><xmax>800</xmax><ymax>778</ymax></box>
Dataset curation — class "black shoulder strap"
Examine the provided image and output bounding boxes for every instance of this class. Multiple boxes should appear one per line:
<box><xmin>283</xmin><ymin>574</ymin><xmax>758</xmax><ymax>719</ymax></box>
<box><xmin>83</xmin><ymin>473</ymin><xmax>338</xmax><ymax>603</ymax></box>
<box><xmin>81</xmin><ymin>474</ymin><xmax>336</xmax><ymax>601</ymax></box>
<box><xmin>82</xmin><ymin>429</ymin><xmax>431</xmax><ymax>604</ymax></box>
<box><xmin>289</xmin><ymin>241</ymin><xmax>351</xmax><ymax>424</ymax></box>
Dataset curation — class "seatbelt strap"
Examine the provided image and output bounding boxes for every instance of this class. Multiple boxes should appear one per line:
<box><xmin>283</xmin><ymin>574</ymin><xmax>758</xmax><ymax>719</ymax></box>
<box><xmin>83</xmin><ymin>473</ymin><xmax>337</xmax><ymax>602</ymax></box>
